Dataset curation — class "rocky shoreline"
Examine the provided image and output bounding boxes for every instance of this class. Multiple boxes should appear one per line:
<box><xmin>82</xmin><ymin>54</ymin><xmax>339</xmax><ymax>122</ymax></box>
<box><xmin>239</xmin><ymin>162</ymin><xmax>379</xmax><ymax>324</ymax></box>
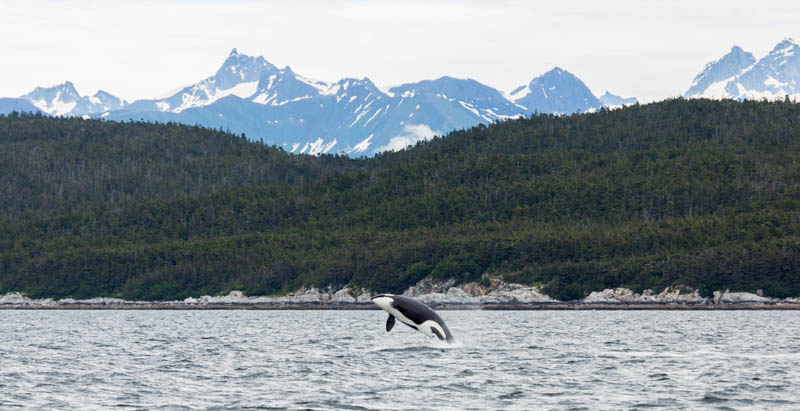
<box><xmin>2</xmin><ymin>279</ymin><xmax>799</xmax><ymax>310</ymax></box>
<box><xmin>4</xmin><ymin>302</ymin><xmax>800</xmax><ymax>310</ymax></box>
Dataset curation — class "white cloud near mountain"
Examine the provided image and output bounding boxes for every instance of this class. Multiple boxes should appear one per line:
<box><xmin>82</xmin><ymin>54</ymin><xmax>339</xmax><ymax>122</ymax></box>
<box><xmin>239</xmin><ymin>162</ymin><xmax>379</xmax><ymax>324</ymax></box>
<box><xmin>377</xmin><ymin>124</ymin><xmax>440</xmax><ymax>153</ymax></box>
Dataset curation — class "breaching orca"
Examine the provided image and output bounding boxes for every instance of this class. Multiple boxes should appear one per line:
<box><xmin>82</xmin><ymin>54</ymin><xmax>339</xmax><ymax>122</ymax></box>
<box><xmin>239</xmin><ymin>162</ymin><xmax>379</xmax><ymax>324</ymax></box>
<box><xmin>371</xmin><ymin>294</ymin><xmax>454</xmax><ymax>343</ymax></box>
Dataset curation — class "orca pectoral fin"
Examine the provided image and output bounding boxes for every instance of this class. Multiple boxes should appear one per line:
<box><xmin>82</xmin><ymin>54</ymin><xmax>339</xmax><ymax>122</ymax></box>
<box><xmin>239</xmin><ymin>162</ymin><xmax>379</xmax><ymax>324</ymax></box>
<box><xmin>430</xmin><ymin>327</ymin><xmax>445</xmax><ymax>341</ymax></box>
<box><xmin>386</xmin><ymin>315</ymin><xmax>396</xmax><ymax>332</ymax></box>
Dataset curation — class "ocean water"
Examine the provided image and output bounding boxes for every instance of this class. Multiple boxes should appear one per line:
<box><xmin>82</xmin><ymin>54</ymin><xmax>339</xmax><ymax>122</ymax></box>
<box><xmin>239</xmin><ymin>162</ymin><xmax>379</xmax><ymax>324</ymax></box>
<box><xmin>0</xmin><ymin>310</ymin><xmax>798</xmax><ymax>410</ymax></box>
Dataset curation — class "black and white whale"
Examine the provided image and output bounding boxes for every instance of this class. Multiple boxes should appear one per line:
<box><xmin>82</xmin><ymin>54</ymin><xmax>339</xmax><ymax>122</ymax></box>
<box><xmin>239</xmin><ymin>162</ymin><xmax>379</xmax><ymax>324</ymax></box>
<box><xmin>371</xmin><ymin>294</ymin><xmax>454</xmax><ymax>343</ymax></box>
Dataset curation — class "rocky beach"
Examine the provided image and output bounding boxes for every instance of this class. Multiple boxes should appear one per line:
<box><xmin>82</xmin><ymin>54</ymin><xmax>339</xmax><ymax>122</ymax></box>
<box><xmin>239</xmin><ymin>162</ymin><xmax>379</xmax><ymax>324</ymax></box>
<box><xmin>3</xmin><ymin>278</ymin><xmax>799</xmax><ymax>310</ymax></box>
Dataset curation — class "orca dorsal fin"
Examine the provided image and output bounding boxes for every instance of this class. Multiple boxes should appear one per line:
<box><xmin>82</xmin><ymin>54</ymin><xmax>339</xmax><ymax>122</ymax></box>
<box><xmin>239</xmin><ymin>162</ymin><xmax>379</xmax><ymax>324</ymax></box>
<box><xmin>386</xmin><ymin>314</ymin><xmax>396</xmax><ymax>332</ymax></box>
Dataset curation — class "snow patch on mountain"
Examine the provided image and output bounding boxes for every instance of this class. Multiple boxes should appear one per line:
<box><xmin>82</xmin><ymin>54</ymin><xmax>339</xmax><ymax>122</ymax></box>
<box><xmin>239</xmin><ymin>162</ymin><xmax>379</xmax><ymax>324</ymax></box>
<box><xmin>349</xmin><ymin>134</ymin><xmax>374</xmax><ymax>155</ymax></box>
<box><xmin>296</xmin><ymin>137</ymin><xmax>337</xmax><ymax>155</ymax></box>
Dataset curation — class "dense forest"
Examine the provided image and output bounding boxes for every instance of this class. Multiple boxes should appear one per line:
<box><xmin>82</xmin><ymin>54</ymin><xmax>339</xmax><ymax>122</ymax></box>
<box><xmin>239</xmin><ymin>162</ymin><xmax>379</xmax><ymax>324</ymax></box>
<box><xmin>1</xmin><ymin>99</ymin><xmax>799</xmax><ymax>300</ymax></box>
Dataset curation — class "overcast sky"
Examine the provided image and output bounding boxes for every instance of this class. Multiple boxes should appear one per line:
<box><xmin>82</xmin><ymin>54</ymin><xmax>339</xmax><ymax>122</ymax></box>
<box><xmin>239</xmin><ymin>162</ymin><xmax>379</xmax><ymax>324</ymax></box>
<box><xmin>3</xmin><ymin>0</ymin><xmax>799</xmax><ymax>102</ymax></box>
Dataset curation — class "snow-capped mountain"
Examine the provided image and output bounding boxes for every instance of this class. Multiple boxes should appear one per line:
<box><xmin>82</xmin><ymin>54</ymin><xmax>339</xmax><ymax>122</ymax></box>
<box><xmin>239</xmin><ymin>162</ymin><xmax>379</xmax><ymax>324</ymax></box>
<box><xmin>101</xmin><ymin>51</ymin><xmax>620</xmax><ymax>156</ymax></box>
<box><xmin>124</xmin><ymin>48</ymin><xmax>280</xmax><ymax>114</ymax></box>
<box><xmin>686</xmin><ymin>38</ymin><xmax>800</xmax><ymax>100</ymax></box>
<box><xmin>11</xmin><ymin>49</ymin><xmax>628</xmax><ymax>156</ymax></box>
<box><xmin>250</xmin><ymin>66</ymin><xmax>324</xmax><ymax>106</ymax></box>
<box><xmin>685</xmin><ymin>46</ymin><xmax>756</xmax><ymax>98</ymax></box>
<box><xmin>21</xmin><ymin>81</ymin><xmax>83</xmax><ymax>116</ymax></box>
<box><xmin>599</xmin><ymin>91</ymin><xmax>637</xmax><ymax>107</ymax></box>
<box><xmin>15</xmin><ymin>39</ymin><xmax>800</xmax><ymax>155</ymax></box>
<box><xmin>84</xmin><ymin>90</ymin><xmax>127</xmax><ymax>113</ymax></box>
<box><xmin>509</xmin><ymin>67</ymin><xmax>602</xmax><ymax>114</ymax></box>
<box><xmin>20</xmin><ymin>81</ymin><xmax>127</xmax><ymax>116</ymax></box>
<box><xmin>389</xmin><ymin>76</ymin><xmax>527</xmax><ymax>122</ymax></box>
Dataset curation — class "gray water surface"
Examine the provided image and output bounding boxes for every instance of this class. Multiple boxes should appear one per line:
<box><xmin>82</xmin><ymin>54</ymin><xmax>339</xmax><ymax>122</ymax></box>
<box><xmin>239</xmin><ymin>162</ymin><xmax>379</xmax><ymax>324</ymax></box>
<box><xmin>1</xmin><ymin>310</ymin><xmax>798</xmax><ymax>410</ymax></box>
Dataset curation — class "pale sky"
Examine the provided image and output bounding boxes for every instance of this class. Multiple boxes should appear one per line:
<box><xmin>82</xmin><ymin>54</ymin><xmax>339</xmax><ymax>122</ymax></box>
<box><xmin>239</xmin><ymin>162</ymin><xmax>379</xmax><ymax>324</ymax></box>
<box><xmin>3</xmin><ymin>0</ymin><xmax>800</xmax><ymax>103</ymax></box>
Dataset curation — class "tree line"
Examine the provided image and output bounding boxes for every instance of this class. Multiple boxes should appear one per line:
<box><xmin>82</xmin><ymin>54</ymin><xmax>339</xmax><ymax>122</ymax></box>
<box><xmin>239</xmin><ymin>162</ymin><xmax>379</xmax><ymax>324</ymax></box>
<box><xmin>1</xmin><ymin>98</ymin><xmax>799</xmax><ymax>300</ymax></box>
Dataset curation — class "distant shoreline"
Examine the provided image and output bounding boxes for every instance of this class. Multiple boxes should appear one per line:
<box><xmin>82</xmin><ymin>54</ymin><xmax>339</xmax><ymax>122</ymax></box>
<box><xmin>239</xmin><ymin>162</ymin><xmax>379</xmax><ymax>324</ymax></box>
<box><xmin>3</xmin><ymin>303</ymin><xmax>800</xmax><ymax>310</ymax></box>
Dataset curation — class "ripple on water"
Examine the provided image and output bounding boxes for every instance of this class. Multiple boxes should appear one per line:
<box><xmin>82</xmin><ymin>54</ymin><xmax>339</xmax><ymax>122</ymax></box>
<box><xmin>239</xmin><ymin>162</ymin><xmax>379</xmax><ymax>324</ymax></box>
<box><xmin>0</xmin><ymin>310</ymin><xmax>799</xmax><ymax>410</ymax></box>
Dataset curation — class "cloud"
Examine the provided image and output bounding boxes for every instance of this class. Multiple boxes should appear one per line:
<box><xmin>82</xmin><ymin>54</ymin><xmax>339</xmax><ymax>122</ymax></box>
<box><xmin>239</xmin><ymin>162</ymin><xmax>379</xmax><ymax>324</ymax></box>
<box><xmin>377</xmin><ymin>124</ymin><xmax>440</xmax><ymax>153</ymax></box>
<box><xmin>3</xmin><ymin>1</ymin><xmax>800</xmax><ymax>102</ymax></box>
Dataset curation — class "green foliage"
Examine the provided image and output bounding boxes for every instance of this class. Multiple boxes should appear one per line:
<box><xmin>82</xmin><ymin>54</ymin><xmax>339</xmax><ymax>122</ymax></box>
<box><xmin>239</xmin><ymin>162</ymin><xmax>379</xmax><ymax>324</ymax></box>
<box><xmin>430</xmin><ymin>253</ymin><xmax>481</xmax><ymax>282</ymax></box>
<box><xmin>544</xmin><ymin>282</ymin><xmax>585</xmax><ymax>302</ymax></box>
<box><xmin>404</xmin><ymin>262</ymin><xmax>432</xmax><ymax>285</ymax></box>
<box><xmin>2</xmin><ymin>98</ymin><xmax>800</xmax><ymax>300</ymax></box>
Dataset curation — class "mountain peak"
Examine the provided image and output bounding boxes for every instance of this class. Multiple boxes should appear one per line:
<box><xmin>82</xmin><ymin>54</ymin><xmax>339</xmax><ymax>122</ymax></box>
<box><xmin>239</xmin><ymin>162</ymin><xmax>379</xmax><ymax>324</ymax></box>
<box><xmin>18</xmin><ymin>80</ymin><xmax>125</xmax><ymax>116</ymax></box>
<box><xmin>249</xmin><ymin>66</ymin><xmax>322</xmax><ymax>106</ymax></box>
<box><xmin>434</xmin><ymin>75</ymin><xmax>460</xmax><ymax>82</ymax></box>
<box><xmin>45</xmin><ymin>81</ymin><xmax>79</xmax><ymax>95</ymax></box>
<box><xmin>213</xmin><ymin>49</ymin><xmax>279</xmax><ymax>90</ymax></box>
<box><xmin>537</xmin><ymin>67</ymin><xmax>575</xmax><ymax>80</ymax></box>
<box><xmin>387</xmin><ymin>76</ymin><xmax>522</xmax><ymax>119</ymax></box>
<box><xmin>599</xmin><ymin>91</ymin><xmax>637</xmax><ymax>107</ymax></box>
<box><xmin>529</xmin><ymin>67</ymin><xmax>581</xmax><ymax>89</ymax></box>
<box><xmin>541</xmin><ymin>67</ymin><xmax>567</xmax><ymax>77</ymax></box>
<box><xmin>26</xmin><ymin>81</ymin><xmax>80</xmax><ymax>97</ymax></box>
<box><xmin>334</xmin><ymin>77</ymin><xmax>377</xmax><ymax>87</ymax></box>
<box><xmin>770</xmin><ymin>37</ymin><xmax>799</xmax><ymax>55</ymax></box>
<box><xmin>729</xmin><ymin>45</ymin><xmax>746</xmax><ymax>54</ymax></box>
<box><xmin>515</xmin><ymin>67</ymin><xmax>600</xmax><ymax>114</ymax></box>
<box><xmin>684</xmin><ymin>45</ymin><xmax>756</xmax><ymax>98</ymax></box>
<box><xmin>722</xmin><ymin>37</ymin><xmax>800</xmax><ymax>99</ymax></box>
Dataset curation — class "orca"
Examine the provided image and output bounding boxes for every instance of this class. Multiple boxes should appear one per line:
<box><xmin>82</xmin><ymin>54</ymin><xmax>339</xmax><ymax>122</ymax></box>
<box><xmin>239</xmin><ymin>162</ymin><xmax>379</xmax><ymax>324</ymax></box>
<box><xmin>371</xmin><ymin>294</ymin><xmax>454</xmax><ymax>343</ymax></box>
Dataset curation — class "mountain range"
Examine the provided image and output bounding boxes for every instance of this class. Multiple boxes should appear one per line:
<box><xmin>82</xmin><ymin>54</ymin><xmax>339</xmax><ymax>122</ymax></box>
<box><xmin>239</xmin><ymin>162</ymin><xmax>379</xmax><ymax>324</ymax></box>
<box><xmin>8</xmin><ymin>38</ymin><xmax>799</xmax><ymax>156</ymax></box>
<box><xmin>19</xmin><ymin>81</ymin><xmax>127</xmax><ymax>116</ymax></box>
<box><xmin>6</xmin><ymin>49</ymin><xmax>635</xmax><ymax>156</ymax></box>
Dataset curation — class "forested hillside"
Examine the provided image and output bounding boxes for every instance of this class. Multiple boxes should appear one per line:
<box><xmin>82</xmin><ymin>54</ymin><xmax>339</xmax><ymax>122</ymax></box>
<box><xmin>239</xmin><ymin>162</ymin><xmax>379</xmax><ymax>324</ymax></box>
<box><xmin>2</xmin><ymin>99</ymin><xmax>799</xmax><ymax>300</ymax></box>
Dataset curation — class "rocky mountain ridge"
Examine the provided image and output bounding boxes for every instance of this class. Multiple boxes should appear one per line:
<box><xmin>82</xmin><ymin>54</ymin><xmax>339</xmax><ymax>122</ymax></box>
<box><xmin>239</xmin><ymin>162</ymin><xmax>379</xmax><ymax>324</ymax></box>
<box><xmin>11</xmin><ymin>38</ymin><xmax>800</xmax><ymax>156</ymax></box>
<box><xmin>20</xmin><ymin>81</ymin><xmax>127</xmax><ymax>116</ymax></box>
<box><xmin>11</xmin><ymin>49</ymin><xmax>630</xmax><ymax>156</ymax></box>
